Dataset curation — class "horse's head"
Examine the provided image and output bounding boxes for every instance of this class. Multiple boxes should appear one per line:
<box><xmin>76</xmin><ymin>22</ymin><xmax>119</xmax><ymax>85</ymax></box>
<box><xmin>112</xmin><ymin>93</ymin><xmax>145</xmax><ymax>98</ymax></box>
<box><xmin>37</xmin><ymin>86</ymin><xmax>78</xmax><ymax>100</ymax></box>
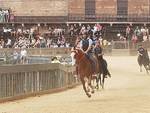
<box><xmin>70</xmin><ymin>47</ymin><xmax>85</xmax><ymax>65</ymax></box>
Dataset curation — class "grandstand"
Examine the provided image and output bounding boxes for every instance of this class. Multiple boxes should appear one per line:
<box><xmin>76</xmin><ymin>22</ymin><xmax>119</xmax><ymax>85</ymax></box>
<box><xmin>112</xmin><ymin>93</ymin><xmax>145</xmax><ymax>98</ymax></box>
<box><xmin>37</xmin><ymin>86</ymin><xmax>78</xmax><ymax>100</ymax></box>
<box><xmin>0</xmin><ymin>0</ymin><xmax>150</xmax><ymax>23</ymax></box>
<box><xmin>0</xmin><ymin>0</ymin><xmax>150</xmax><ymax>48</ymax></box>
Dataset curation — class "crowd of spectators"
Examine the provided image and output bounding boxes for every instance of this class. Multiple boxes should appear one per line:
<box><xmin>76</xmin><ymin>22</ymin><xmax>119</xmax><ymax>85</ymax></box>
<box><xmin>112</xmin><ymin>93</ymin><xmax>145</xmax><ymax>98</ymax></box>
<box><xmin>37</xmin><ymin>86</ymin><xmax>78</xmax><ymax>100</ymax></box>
<box><xmin>0</xmin><ymin>25</ymin><xmax>70</xmax><ymax>49</ymax></box>
<box><xmin>116</xmin><ymin>25</ymin><xmax>150</xmax><ymax>42</ymax></box>
<box><xmin>0</xmin><ymin>23</ymin><xmax>109</xmax><ymax>49</ymax></box>
<box><xmin>0</xmin><ymin>24</ymin><xmax>150</xmax><ymax>49</ymax></box>
<box><xmin>0</xmin><ymin>8</ymin><xmax>14</xmax><ymax>23</ymax></box>
<box><xmin>114</xmin><ymin>25</ymin><xmax>150</xmax><ymax>49</ymax></box>
<box><xmin>125</xmin><ymin>26</ymin><xmax>149</xmax><ymax>42</ymax></box>
<box><xmin>68</xmin><ymin>23</ymin><xmax>112</xmax><ymax>48</ymax></box>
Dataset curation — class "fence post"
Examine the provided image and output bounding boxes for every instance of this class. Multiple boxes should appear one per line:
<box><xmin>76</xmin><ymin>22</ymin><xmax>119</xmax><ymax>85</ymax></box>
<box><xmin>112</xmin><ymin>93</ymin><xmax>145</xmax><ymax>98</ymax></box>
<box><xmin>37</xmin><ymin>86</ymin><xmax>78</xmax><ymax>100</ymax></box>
<box><xmin>37</xmin><ymin>71</ymin><xmax>40</xmax><ymax>92</ymax></box>
<box><xmin>24</xmin><ymin>72</ymin><xmax>27</xmax><ymax>93</ymax></box>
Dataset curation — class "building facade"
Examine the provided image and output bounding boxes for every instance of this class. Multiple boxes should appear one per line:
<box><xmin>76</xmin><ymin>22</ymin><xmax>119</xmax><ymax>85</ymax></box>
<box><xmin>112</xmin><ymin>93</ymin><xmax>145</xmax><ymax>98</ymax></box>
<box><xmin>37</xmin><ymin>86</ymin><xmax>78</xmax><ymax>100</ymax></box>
<box><xmin>0</xmin><ymin>0</ymin><xmax>150</xmax><ymax>23</ymax></box>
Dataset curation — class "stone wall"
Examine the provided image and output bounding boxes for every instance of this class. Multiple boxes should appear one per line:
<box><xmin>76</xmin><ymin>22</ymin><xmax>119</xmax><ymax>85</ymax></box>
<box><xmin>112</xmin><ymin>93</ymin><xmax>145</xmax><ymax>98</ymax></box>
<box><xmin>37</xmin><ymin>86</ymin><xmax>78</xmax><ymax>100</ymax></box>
<box><xmin>95</xmin><ymin>0</ymin><xmax>117</xmax><ymax>15</ymax></box>
<box><xmin>0</xmin><ymin>0</ymin><xmax>68</xmax><ymax>16</ymax></box>
<box><xmin>68</xmin><ymin>0</ymin><xmax>85</xmax><ymax>15</ymax></box>
<box><xmin>0</xmin><ymin>0</ymin><xmax>150</xmax><ymax>17</ymax></box>
<box><xmin>128</xmin><ymin>0</ymin><xmax>149</xmax><ymax>15</ymax></box>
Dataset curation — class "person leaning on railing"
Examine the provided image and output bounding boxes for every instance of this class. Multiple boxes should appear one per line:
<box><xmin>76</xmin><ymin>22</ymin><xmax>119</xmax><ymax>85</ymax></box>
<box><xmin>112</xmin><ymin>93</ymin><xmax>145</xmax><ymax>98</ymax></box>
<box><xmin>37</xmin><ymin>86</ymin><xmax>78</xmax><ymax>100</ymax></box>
<box><xmin>51</xmin><ymin>57</ymin><xmax>60</xmax><ymax>63</ymax></box>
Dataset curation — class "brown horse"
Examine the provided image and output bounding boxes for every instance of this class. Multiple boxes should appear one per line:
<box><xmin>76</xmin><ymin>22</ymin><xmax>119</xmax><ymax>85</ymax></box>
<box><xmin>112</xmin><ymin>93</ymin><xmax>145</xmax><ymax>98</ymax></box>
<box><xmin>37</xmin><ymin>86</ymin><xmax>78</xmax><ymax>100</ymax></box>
<box><xmin>71</xmin><ymin>47</ymin><xmax>100</xmax><ymax>98</ymax></box>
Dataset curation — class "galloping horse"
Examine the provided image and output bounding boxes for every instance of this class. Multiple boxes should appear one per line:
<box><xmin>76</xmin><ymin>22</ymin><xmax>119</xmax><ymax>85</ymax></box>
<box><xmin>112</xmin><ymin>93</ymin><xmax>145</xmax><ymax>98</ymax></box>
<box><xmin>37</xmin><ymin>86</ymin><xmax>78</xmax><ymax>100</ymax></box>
<box><xmin>137</xmin><ymin>51</ymin><xmax>150</xmax><ymax>74</ymax></box>
<box><xmin>95</xmin><ymin>58</ymin><xmax>109</xmax><ymax>89</ymax></box>
<box><xmin>71</xmin><ymin>47</ymin><xmax>100</xmax><ymax>98</ymax></box>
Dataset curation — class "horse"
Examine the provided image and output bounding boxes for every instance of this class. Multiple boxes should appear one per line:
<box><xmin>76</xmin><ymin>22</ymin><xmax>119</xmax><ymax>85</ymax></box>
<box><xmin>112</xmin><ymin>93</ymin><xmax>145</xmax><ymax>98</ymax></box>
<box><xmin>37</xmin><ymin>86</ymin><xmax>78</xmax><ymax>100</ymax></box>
<box><xmin>71</xmin><ymin>47</ymin><xmax>100</xmax><ymax>98</ymax></box>
<box><xmin>137</xmin><ymin>53</ymin><xmax>150</xmax><ymax>74</ymax></box>
<box><xmin>95</xmin><ymin>58</ymin><xmax>110</xmax><ymax>89</ymax></box>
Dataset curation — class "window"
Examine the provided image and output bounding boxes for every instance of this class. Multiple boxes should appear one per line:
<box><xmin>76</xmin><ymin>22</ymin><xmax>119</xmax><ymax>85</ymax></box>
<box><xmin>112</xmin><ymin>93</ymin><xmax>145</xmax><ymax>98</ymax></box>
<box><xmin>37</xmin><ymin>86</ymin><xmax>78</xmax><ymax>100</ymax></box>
<box><xmin>85</xmin><ymin>0</ymin><xmax>95</xmax><ymax>16</ymax></box>
<box><xmin>117</xmin><ymin>0</ymin><xmax>128</xmax><ymax>21</ymax></box>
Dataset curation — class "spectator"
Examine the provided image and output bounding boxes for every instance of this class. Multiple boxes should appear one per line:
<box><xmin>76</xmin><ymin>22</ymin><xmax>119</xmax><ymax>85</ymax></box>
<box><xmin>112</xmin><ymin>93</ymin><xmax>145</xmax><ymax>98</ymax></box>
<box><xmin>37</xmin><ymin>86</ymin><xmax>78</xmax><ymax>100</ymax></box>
<box><xmin>13</xmin><ymin>50</ymin><xmax>20</xmax><ymax>64</ymax></box>
<box><xmin>20</xmin><ymin>48</ymin><xmax>27</xmax><ymax>64</ymax></box>
<box><xmin>0</xmin><ymin>9</ymin><xmax>11</xmax><ymax>23</ymax></box>
<box><xmin>51</xmin><ymin>57</ymin><xmax>60</xmax><ymax>63</ymax></box>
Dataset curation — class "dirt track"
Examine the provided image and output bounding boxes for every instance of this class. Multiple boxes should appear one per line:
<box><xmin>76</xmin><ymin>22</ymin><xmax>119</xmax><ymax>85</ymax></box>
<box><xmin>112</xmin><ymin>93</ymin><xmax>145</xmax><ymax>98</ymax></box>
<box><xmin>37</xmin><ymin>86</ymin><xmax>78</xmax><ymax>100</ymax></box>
<box><xmin>0</xmin><ymin>56</ymin><xmax>150</xmax><ymax>113</ymax></box>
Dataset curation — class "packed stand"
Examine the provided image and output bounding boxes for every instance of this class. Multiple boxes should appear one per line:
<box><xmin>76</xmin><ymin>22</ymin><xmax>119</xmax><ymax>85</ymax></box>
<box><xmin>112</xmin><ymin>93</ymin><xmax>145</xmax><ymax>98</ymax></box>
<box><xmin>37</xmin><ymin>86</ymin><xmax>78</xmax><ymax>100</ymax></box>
<box><xmin>125</xmin><ymin>25</ymin><xmax>150</xmax><ymax>48</ymax></box>
<box><xmin>0</xmin><ymin>25</ymin><xmax>70</xmax><ymax>49</ymax></box>
<box><xmin>0</xmin><ymin>24</ymin><xmax>149</xmax><ymax>49</ymax></box>
<box><xmin>0</xmin><ymin>8</ymin><xmax>14</xmax><ymax>23</ymax></box>
<box><xmin>68</xmin><ymin>23</ymin><xmax>111</xmax><ymax>48</ymax></box>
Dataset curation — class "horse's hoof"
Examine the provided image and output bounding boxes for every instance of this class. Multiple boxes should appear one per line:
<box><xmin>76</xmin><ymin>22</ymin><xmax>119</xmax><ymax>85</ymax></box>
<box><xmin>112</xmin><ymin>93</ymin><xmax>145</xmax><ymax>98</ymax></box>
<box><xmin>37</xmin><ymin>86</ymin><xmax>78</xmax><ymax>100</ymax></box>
<box><xmin>96</xmin><ymin>86</ymin><xmax>99</xmax><ymax>90</ymax></box>
<box><xmin>91</xmin><ymin>90</ymin><xmax>95</xmax><ymax>94</ymax></box>
<box><xmin>87</xmin><ymin>94</ymin><xmax>91</xmax><ymax>98</ymax></box>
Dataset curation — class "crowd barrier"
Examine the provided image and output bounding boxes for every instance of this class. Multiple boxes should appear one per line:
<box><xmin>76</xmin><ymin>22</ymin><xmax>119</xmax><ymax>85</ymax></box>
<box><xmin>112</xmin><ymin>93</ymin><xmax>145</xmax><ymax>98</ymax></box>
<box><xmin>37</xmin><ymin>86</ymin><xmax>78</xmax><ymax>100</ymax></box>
<box><xmin>111</xmin><ymin>41</ymin><xmax>150</xmax><ymax>55</ymax></box>
<box><xmin>0</xmin><ymin>63</ymin><xmax>77</xmax><ymax>102</ymax></box>
<box><xmin>112</xmin><ymin>41</ymin><xmax>150</xmax><ymax>50</ymax></box>
<box><xmin>0</xmin><ymin>41</ymin><xmax>150</xmax><ymax>58</ymax></box>
<box><xmin>0</xmin><ymin>48</ymin><xmax>71</xmax><ymax>57</ymax></box>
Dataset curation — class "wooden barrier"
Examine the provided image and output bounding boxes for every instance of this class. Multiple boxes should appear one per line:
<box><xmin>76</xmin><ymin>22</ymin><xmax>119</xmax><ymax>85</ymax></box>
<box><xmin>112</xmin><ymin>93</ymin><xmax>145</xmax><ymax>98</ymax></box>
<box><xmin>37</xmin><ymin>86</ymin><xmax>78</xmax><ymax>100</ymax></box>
<box><xmin>0</xmin><ymin>41</ymin><xmax>149</xmax><ymax>58</ymax></box>
<box><xmin>0</xmin><ymin>63</ymin><xmax>77</xmax><ymax>102</ymax></box>
<box><xmin>0</xmin><ymin>48</ymin><xmax>71</xmax><ymax>57</ymax></box>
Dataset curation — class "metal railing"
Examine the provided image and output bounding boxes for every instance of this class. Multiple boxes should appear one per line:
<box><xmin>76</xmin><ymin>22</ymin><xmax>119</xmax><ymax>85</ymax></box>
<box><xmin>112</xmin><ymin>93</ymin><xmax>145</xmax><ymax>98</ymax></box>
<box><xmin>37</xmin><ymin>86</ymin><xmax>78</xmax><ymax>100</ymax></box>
<box><xmin>0</xmin><ymin>63</ymin><xmax>77</xmax><ymax>102</ymax></box>
<box><xmin>111</xmin><ymin>41</ymin><xmax>150</xmax><ymax>50</ymax></box>
<box><xmin>68</xmin><ymin>14</ymin><xmax>150</xmax><ymax>22</ymax></box>
<box><xmin>111</xmin><ymin>41</ymin><xmax>130</xmax><ymax>49</ymax></box>
<box><xmin>0</xmin><ymin>48</ymin><xmax>71</xmax><ymax>57</ymax></box>
<box><xmin>1</xmin><ymin>14</ymin><xmax>150</xmax><ymax>23</ymax></box>
<box><xmin>14</xmin><ymin>16</ymin><xmax>68</xmax><ymax>23</ymax></box>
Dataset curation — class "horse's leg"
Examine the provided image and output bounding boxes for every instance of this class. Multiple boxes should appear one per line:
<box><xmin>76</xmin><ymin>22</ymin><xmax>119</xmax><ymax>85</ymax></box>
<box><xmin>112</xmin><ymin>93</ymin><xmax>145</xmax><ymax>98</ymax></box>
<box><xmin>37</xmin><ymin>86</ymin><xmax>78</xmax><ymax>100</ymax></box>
<box><xmin>88</xmin><ymin>76</ymin><xmax>95</xmax><ymax>94</ymax></box>
<box><xmin>102</xmin><ymin>75</ymin><xmax>105</xmax><ymax>89</ymax></box>
<box><xmin>91</xmin><ymin>75</ymin><xmax>97</xmax><ymax>89</ymax></box>
<box><xmin>96</xmin><ymin>74</ymin><xmax>100</xmax><ymax>90</ymax></box>
<box><xmin>84</xmin><ymin>77</ymin><xmax>90</xmax><ymax>92</ymax></box>
<box><xmin>140</xmin><ymin>66</ymin><xmax>142</xmax><ymax>72</ymax></box>
<box><xmin>148</xmin><ymin>64</ymin><xmax>150</xmax><ymax>70</ymax></box>
<box><xmin>81</xmin><ymin>77</ymin><xmax>91</xmax><ymax>98</ymax></box>
<box><xmin>91</xmin><ymin>76</ymin><xmax>95</xmax><ymax>88</ymax></box>
<box><xmin>144</xmin><ymin>65</ymin><xmax>149</xmax><ymax>74</ymax></box>
<box><xmin>100</xmin><ymin>74</ymin><xmax>103</xmax><ymax>88</ymax></box>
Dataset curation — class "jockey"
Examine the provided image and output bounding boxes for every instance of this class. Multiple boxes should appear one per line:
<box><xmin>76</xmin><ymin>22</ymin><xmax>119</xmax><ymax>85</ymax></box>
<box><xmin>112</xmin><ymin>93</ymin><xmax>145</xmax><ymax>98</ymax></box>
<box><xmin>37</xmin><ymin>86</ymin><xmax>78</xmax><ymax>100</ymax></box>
<box><xmin>137</xmin><ymin>44</ymin><xmax>149</xmax><ymax>61</ymax></box>
<box><xmin>94</xmin><ymin>40</ymin><xmax>111</xmax><ymax>78</ymax></box>
<box><xmin>137</xmin><ymin>44</ymin><xmax>145</xmax><ymax>56</ymax></box>
<box><xmin>79</xmin><ymin>32</ymin><xmax>96</xmax><ymax>74</ymax></box>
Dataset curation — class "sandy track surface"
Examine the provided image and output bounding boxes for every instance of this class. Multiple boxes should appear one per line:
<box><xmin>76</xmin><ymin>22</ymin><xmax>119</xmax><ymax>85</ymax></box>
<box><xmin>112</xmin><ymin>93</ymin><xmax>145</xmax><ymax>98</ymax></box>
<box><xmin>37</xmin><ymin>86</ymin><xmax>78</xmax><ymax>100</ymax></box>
<box><xmin>0</xmin><ymin>56</ymin><xmax>150</xmax><ymax>113</ymax></box>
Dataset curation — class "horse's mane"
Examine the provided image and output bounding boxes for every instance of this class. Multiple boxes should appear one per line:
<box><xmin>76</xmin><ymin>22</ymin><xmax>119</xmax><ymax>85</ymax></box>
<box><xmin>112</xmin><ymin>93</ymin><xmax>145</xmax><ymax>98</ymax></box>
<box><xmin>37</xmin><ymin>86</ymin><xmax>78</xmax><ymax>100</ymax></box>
<box><xmin>74</xmin><ymin>48</ymin><xmax>85</xmax><ymax>62</ymax></box>
<box><xmin>74</xmin><ymin>48</ymin><xmax>92</xmax><ymax>72</ymax></box>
